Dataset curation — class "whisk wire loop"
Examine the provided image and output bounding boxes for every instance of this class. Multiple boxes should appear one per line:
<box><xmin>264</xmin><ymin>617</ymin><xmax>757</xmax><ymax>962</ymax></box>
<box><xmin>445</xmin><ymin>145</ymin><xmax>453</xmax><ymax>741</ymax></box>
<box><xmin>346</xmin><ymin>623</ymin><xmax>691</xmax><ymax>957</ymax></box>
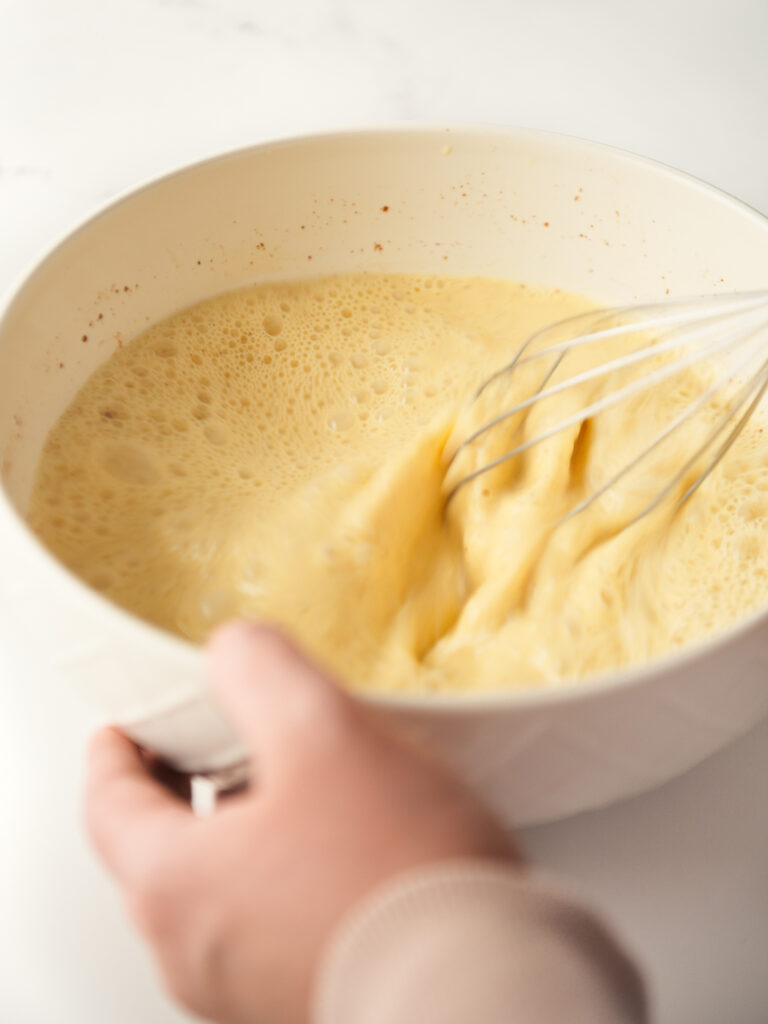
<box><xmin>562</xmin><ymin>339</ymin><xmax>768</xmax><ymax>524</ymax></box>
<box><xmin>444</xmin><ymin>290</ymin><xmax>768</xmax><ymax>522</ymax></box>
<box><xmin>473</xmin><ymin>291</ymin><xmax>768</xmax><ymax>401</ymax></box>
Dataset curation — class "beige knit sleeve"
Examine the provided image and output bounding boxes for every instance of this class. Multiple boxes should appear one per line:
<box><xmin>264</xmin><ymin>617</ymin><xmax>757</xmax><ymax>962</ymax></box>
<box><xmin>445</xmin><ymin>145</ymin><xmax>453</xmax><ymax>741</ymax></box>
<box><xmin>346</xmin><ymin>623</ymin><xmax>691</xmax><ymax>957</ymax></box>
<box><xmin>313</xmin><ymin>861</ymin><xmax>648</xmax><ymax>1024</ymax></box>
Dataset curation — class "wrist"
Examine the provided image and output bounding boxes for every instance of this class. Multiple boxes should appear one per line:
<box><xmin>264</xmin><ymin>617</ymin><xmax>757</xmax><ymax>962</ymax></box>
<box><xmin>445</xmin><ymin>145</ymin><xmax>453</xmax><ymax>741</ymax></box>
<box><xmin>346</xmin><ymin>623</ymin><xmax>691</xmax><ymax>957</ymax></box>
<box><xmin>312</xmin><ymin>858</ymin><xmax>647</xmax><ymax>1024</ymax></box>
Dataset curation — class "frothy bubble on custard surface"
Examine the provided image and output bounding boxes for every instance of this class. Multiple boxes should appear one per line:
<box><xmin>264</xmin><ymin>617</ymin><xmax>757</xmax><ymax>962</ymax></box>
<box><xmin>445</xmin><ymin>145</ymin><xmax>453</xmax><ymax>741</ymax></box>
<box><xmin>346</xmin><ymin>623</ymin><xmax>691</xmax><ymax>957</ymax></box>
<box><xmin>27</xmin><ymin>273</ymin><xmax>768</xmax><ymax>695</ymax></box>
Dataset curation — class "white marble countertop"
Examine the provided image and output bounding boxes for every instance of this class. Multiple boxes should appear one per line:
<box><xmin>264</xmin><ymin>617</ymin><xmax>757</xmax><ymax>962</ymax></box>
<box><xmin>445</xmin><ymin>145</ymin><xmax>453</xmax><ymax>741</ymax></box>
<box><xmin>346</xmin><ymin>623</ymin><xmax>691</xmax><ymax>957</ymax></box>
<box><xmin>1</xmin><ymin>1</ymin><xmax>768</xmax><ymax>1022</ymax></box>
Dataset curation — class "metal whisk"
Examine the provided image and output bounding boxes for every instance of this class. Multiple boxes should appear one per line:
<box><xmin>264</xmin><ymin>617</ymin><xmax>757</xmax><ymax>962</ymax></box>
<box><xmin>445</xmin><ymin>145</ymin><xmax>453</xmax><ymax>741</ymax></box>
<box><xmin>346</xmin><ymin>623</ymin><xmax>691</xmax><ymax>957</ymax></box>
<box><xmin>444</xmin><ymin>291</ymin><xmax>768</xmax><ymax>523</ymax></box>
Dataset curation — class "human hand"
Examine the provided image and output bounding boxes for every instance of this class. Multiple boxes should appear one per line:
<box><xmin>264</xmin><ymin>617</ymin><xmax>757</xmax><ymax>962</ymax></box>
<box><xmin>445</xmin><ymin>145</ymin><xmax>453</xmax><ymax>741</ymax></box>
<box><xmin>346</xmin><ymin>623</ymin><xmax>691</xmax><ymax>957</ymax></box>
<box><xmin>85</xmin><ymin>623</ymin><xmax>517</xmax><ymax>1024</ymax></box>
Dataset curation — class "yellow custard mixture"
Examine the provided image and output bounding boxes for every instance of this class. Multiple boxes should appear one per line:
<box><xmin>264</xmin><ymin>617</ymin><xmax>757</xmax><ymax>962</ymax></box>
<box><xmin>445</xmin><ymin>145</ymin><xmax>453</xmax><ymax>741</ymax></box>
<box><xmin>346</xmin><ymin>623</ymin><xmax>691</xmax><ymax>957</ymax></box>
<box><xmin>27</xmin><ymin>274</ymin><xmax>768</xmax><ymax>694</ymax></box>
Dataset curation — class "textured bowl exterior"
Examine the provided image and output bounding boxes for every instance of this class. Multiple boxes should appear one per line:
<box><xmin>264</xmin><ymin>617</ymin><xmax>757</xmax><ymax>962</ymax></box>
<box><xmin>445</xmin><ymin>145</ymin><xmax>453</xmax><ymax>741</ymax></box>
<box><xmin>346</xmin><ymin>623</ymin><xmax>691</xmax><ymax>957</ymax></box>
<box><xmin>2</xmin><ymin>126</ymin><xmax>768</xmax><ymax>825</ymax></box>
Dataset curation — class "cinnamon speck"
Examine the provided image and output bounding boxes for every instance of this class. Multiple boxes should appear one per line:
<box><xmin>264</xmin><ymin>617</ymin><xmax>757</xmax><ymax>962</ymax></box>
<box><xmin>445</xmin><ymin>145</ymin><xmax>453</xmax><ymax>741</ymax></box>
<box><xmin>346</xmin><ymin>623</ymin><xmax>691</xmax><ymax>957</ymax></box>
<box><xmin>81</xmin><ymin>334</ymin><xmax>88</xmax><ymax>343</ymax></box>
<box><xmin>97</xmin><ymin>313</ymin><xmax>104</xmax><ymax>320</ymax></box>
<box><xmin>197</xmin><ymin>260</ymin><xmax>202</xmax><ymax>265</ymax></box>
<box><xmin>381</xmin><ymin>205</ymin><xmax>389</xmax><ymax>212</ymax></box>
<box><xmin>373</xmin><ymin>243</ymin><xmax>383</xmax><ymax>251</ymax></box>
<box><xmin>543</xmin><ymin>221</ymin><xmax>550</xmax><ymax>227</ymax></box>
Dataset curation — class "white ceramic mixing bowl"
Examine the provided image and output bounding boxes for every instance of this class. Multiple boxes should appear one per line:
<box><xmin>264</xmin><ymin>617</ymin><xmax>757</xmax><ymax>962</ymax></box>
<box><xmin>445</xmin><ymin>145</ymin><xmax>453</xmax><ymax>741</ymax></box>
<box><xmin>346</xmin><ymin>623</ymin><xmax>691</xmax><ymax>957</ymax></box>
<box><xmin>2</xmin><ymin>126</ymin><xmax>768</xmax><ymax>826</ymax></box>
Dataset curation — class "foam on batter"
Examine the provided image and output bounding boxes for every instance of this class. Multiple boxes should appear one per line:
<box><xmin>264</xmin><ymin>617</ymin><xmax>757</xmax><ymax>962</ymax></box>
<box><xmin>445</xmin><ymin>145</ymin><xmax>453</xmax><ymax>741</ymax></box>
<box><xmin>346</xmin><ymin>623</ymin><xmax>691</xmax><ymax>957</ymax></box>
<box><xmin>27</xmin><ymin>274</ymin><xmax>768</xmax><ymax>693</ymax></box>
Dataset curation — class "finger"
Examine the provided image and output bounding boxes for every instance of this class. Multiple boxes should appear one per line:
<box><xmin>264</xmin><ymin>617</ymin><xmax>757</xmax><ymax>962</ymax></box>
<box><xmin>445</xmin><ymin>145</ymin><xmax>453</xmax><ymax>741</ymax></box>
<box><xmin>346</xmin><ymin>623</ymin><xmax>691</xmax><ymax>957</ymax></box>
<box><xmin>85</xmin><ymin>727</ymin><xmax>192</xmax><ymax>885</ymax></box>
<box><xmin>205</xmin><ymin>621</ymin><xmax>352</xmax><ymax>781</ymax></box>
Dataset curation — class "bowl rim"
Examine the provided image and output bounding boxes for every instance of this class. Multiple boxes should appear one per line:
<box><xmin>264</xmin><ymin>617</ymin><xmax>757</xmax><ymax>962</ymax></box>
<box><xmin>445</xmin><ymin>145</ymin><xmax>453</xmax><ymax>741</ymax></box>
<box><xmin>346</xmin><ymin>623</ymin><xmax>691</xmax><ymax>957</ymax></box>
<box><xmin>3</xmin><ymin>121</ymin><xmax>768</xmax><ymax>717</ymax></box>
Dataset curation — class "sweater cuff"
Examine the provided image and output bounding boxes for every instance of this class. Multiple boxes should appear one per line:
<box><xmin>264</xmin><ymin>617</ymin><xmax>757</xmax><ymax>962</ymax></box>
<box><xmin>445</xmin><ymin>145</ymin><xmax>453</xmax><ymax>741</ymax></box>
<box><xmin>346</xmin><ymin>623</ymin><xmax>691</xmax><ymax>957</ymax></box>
<box><xmin>312</xmin><ymin>860</ymin><xmax>647</xmax><ymax>1024</ymax></box>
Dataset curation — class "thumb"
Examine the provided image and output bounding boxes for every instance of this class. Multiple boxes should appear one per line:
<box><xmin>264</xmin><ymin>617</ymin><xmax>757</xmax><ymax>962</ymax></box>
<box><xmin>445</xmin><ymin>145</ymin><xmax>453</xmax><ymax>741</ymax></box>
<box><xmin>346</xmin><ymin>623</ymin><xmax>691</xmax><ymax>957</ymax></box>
<box><xmin>205</xmin><ymin>621</ymin><xmax>352</xmax><ymax>782</ymax></box>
